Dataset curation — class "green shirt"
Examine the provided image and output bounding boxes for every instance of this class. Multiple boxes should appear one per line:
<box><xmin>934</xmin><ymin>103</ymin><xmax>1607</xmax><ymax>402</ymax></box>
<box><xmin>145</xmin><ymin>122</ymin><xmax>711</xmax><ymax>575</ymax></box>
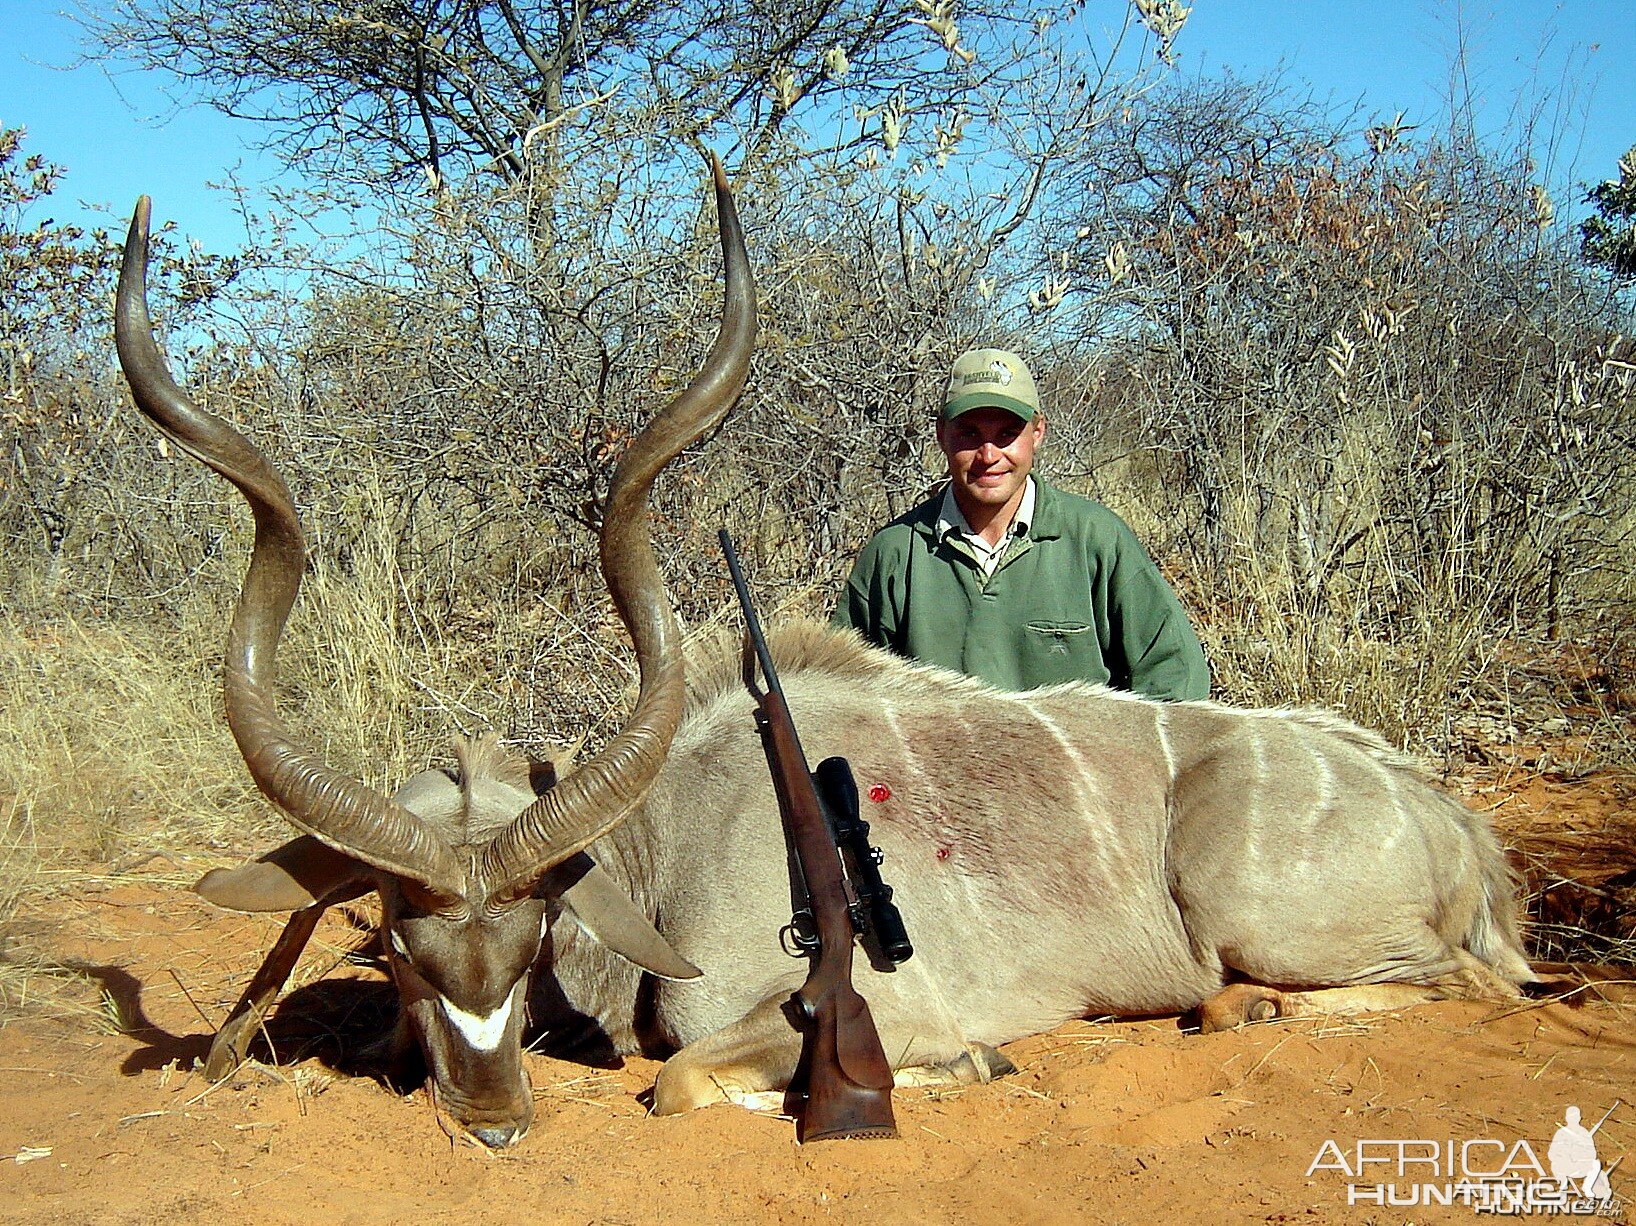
<box><xmin>831</xmin><ymin>479</ymin><xmax>1209</xmax><ymax>699</ymax></box>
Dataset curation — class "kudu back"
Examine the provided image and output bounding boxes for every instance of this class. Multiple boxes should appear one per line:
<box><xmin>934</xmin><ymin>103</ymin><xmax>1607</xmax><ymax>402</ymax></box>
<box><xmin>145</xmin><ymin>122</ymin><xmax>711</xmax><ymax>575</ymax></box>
<box><xmin>117</xmin><ymin>162</ymin><xmax>1536</xmax><ymax>1148</ymax></box>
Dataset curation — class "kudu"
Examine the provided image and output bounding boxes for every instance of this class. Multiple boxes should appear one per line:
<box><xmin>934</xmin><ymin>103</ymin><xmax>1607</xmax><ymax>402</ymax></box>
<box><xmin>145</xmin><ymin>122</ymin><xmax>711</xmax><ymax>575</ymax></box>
<box><xmin>118</xmin><ymin>160</ymin><xmax>1538</xmax><ymax>1151</ymax></box>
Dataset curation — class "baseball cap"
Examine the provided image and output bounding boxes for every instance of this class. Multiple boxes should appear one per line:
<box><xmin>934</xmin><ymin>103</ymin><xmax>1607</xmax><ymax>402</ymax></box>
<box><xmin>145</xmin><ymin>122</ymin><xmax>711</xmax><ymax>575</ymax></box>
<box><xmin>941</xmin><ymin>348</ymin><xmax>1040</xmax><ymax>422</ymax></box>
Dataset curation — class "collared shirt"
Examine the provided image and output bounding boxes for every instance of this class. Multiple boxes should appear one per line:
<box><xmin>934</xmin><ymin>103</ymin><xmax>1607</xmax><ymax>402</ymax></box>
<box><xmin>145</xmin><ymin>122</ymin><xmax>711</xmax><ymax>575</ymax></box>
<box><xmin>936</xmin><ymin>477</ymin><xmax>1037</xmax><ymax>580</ymax></box>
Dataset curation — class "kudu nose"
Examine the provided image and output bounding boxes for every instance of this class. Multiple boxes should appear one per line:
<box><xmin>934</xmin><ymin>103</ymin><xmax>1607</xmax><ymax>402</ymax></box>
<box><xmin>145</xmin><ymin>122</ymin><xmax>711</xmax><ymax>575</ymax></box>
<box><xmin>470</xmin><ymin>1123</ymin><xmax>521</xmax><ymax>1149</ymax></box>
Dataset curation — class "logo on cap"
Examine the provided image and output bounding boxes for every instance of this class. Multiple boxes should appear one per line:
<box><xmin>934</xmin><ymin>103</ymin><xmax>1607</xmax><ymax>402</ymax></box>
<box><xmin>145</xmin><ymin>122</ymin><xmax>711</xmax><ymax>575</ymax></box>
<box><xmin>962</xmin><ymin>359</ymin><xmax>1015</xmax><ymax>389</ymax></box>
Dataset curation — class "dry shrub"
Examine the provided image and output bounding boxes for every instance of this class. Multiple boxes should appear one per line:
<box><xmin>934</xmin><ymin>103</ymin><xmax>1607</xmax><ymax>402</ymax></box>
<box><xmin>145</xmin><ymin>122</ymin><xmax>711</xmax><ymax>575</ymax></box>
<box><xmin>1510</xmin><ymin>809</ymin><xmax>1636</xmax><ymax>966</ymax></box>
<box><xmin>1043</xmin><ymin>84</ymin><xmax>1636</xmax><ymax>752</ymax></box>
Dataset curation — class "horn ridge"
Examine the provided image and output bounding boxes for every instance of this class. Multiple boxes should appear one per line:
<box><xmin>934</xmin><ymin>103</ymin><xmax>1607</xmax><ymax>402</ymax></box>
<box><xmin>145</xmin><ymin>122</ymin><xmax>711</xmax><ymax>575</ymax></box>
<box><xmin>116</xmin><ymin>198</ymin><xmax>463</xmax><ymax>897</ymax></box>
<box><xmin>482</xmin><ymin>153</ymin><xmax>757</xmax><ymax>901</ymax></box>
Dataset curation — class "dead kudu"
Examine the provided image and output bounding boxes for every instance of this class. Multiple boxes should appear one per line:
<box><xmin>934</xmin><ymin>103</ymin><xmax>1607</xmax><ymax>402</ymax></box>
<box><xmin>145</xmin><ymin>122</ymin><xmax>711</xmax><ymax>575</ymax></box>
<box><xmin>118</xmin><ymin>163</ymin><xmax>1540</xmax><ymax>1150</ymax></box>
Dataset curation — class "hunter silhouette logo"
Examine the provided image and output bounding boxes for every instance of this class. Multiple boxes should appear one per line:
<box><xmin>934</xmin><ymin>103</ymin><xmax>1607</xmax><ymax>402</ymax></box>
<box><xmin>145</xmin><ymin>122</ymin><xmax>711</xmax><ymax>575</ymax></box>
<box><xmin>1307</xmin><ymin>1100</ymin><xmax>1625</xmax><ymax>1214</ymax></box>
<box><xmin>1549</xmin><ymin>1105</ymin><xmax>1618</xmax><ymax>1202</ymax></box>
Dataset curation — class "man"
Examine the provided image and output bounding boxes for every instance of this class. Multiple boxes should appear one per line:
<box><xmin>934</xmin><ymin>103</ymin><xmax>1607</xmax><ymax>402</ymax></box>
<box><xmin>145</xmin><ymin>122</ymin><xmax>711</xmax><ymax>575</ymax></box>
<box><xmin>832</xmin><ymin>347</ymin><xmax>1209</xmax><ymax>700</ymax></box>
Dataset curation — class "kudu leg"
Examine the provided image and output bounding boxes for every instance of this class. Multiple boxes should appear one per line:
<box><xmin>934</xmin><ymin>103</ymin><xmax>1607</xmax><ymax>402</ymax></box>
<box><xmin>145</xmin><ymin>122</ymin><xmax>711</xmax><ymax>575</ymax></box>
<box><xmin>204</xmin><ymin>904</ymin><xmax>326</xmax><ymax>1080</ymax></box>
<box><xmin>652</xmin><ymin>993</ymin><xmax>802</xmax><ymax>1115</ymax></box>
<box><xmin>653</xmin><ymin>992</ymin><xmax>1018</xmax><ymax>1115</ymax></box>
<box><xmin>1197</xmin><ymin>952</ymin><xmax>1525</xmax><ymax>1033</ymax></box>
<box><xmin>892</xmin><ymin>1043</ymin><xmax>1017</xmax><ymax>1088</ymax></box>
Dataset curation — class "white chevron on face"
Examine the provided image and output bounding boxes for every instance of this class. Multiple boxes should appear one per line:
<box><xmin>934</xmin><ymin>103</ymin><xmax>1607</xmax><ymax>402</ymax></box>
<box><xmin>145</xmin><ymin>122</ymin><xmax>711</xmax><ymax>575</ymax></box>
<box><xmin>439</xmin><ymin>989</ymin><xmax>516</xmax><ymax>1052</ymax></box>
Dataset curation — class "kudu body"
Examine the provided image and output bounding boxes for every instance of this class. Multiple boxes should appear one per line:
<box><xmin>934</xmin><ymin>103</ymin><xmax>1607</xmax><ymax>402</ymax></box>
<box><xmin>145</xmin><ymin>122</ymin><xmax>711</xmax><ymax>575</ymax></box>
<box><xmin>530</xmin><ymin>622</ymin><xmax>1535</xmax><ymax>1115</ymax></box>
<box><xmin>117</xmin><ymin>162</ymin><xmax>1535</xmax><ymax>1149</ymax></box>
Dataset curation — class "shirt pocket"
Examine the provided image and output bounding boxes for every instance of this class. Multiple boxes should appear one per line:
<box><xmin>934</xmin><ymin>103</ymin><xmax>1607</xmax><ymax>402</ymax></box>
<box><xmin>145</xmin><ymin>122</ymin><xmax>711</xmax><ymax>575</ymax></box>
<box><xmin>1027</xmin><ymin>622</ymin><xmax>1092</xmax><ymax>651</ymax></box>
<box><xmin>1020</xmin><ymin>621</ymin><xmax>1106</xmax><ymax>686</ymax></box>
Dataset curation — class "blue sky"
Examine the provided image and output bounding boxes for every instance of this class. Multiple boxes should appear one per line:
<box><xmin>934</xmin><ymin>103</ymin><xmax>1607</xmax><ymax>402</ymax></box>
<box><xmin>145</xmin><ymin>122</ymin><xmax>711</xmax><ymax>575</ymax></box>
<box><xmin>3</xmin><ymin>1</ymin><xmax>1631</xmax><ymax>254</ymax></box>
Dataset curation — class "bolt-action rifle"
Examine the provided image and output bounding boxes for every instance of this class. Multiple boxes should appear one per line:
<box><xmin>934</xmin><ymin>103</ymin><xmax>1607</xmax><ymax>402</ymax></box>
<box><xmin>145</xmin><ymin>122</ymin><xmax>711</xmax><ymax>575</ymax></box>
<box><xmin>719</xmin><ymin>529</ymin><xmax>912</xmax><ymax>1142</ymax></box>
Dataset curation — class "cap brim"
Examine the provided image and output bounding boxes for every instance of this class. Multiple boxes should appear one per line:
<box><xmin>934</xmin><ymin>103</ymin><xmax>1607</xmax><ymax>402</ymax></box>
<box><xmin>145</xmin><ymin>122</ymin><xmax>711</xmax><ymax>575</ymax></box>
<box><xmin>942</xmin><ymin>391</ymin><xmax>1037</xmax><ymax>422</ymax></box>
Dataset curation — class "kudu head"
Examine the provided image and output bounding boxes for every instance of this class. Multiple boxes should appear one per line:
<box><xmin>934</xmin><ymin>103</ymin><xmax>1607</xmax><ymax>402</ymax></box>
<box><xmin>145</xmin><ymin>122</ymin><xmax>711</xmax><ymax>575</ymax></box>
<box><xmin>114</xmin><ymin>157</ymin><xmax>756</xmax><ymax>1147</ymax></box>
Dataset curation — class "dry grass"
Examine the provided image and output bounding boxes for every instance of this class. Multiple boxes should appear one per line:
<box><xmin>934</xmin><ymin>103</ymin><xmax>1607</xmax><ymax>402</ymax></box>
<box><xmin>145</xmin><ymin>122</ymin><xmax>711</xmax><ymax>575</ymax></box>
<box><xmin>0</xmin><ymin>601</ymin><xmax>261</xmax><ymax>864</ymax></box>
<box><xmin>1510</xmin><ymin>809</ymin><xmax>1636</xmax><ymax>966</ymax></box>
<box><xmin>1198</xmin><ymin>599</ymin><xmax>1495</xmax><ymax>750</ymax></box>
<box><xmin>1096</xmin><ymin>472</ymin><xmax>1500</xmax><ymax>752</ymax></box>
<box><xmin>0</xmin><ymin>578</ymin><xmax>251</xmax><ymax>1023</ymax></box>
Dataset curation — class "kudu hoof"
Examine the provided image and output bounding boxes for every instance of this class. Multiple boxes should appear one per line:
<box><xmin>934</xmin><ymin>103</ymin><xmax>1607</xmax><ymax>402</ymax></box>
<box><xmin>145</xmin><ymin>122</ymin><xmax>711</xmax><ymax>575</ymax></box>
<box><xmin>1197</xmin><ymin>983</ymin><xmax>1286</xmax><ymax>1033</ymax></box>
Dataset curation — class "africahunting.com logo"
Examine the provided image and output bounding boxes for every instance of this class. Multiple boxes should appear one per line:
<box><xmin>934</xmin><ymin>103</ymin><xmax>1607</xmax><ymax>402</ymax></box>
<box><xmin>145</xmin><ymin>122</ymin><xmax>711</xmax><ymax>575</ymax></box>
<box><xmin>1308</xmin><ymin>1102</ymin><xmax>1625</xmax><ymax>1216</ymax></box>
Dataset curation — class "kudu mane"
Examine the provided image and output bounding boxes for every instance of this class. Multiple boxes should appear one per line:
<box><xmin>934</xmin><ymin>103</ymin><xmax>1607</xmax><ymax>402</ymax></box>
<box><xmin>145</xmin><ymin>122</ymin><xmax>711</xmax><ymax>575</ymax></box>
<box><xmin>683</xmin><ymin>619</ymin><xmax>993</xmax><ymax>711</ymax></box>
<box><xmin>684</xmin><ymin>618</ymin><xmax>1427</xmax><ymax>776</ymax></box>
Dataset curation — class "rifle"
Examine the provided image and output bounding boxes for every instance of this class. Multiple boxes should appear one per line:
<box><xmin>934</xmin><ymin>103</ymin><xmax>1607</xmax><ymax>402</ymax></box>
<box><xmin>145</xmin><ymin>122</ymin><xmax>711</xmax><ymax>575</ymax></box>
<box><xmin>719</xmin><ymin>528</ymin><xmax>911</xmax><ymax>1141</ymax></box>
<box><xmin>1587</xmin><ymin>1101</ymin><xmax>1622</xmax><ymax>1135</ymax></box>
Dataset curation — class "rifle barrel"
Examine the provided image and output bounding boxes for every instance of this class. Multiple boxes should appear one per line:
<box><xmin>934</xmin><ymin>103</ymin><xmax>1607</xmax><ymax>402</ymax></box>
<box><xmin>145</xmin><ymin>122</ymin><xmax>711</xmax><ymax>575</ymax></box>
<box><xmin>719</xmin><ymin>529</ymin><xmax>783</xmax><ymax>699</ymax></box>
<box><xmin>1588</xmin><ymin>1100</ymin><xmax>1621</xmax><ymax>1134</ymax></box>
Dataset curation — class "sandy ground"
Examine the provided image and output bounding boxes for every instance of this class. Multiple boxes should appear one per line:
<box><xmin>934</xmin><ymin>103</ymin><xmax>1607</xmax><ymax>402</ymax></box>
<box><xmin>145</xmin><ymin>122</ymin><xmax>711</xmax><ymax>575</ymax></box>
<box><xmin>2</xmin><ymin>766</ymin><xmax>1632</xmax><ymax>1226</ymax></box>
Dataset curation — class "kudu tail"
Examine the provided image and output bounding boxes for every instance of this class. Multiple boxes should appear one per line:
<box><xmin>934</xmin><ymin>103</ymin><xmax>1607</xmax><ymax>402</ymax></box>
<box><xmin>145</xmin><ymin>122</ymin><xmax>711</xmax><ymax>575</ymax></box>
<box><xmin>1462</xmin><ymin>816</ymin><xmax>1535</xmax><ymax>984</ymax></box>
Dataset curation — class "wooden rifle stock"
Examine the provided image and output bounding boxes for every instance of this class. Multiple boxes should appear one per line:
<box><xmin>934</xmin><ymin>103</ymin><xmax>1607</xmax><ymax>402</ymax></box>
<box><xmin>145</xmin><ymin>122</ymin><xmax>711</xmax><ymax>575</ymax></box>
<box><xmin>757</xmin><ymin>691</ymin><xmax>898</xmax><ymax>1142</ymax></box>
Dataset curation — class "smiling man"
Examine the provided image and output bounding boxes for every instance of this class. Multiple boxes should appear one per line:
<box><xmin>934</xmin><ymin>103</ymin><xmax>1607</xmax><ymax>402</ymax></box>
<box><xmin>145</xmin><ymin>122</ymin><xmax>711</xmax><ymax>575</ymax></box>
<box><xmin>832</xmin><ymin>348</ymin><xmax>1209</xmax><ymax>699</ymax></box>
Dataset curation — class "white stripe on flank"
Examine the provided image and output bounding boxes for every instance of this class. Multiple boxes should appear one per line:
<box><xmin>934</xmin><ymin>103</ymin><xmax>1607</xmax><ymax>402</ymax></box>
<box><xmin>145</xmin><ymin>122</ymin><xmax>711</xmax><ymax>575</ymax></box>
<box><xmin>879</xmin><ymin>699</ymin><xmax>934</xmax><ymax>798</ymax></box>
<box><xmin>1243</xmin><ymin>720</ymin><xmax>1267</xmax><ymax>865</ymax></box>
<box><xmin>1309</xmin><ymin>729</ymin><xmax>1336</xmax><ymax>832</ymax></box>
<box><xmin>1154</xmin><ymin>704</ymin><xmax>1176</xmax><ymax>784</ymax></box>
<box><xmin>439</xmin><ymin>990</ymin><xmax>516</xmax><ymax>1052</ymax></box>
<box><xmin>876</xmin><ymin>699</ymin><xmax>974</xmax><ymax>1053</ymax></box>
<box><xmin>1372</xmin><ymin>749</ymin><xmax>1410</xmax><ymax>854</ymax></box>
<box><xmin>1020</xmin><ymin>700</ymin><xmax>1098</xmax><ymax>817</ymax></box>
<box><xmin>1018</xmin><ymin>700</ymin><xmax>1115</xmax><ymax>874</ymax></box>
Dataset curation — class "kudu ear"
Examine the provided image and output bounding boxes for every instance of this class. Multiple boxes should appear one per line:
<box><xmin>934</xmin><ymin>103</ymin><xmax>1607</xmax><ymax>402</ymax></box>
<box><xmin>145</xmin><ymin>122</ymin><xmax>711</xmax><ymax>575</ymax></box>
<box><xmin>527</xmin><ymin>736</ymin><xmax>585</xmax><ymax>794</ymax></box>
<box><xmin>197</xmin><ymin>835</ymin><xmax>373</xmax><ymax>913</ymax></box>
<box><xmin>546</xmin><ymin>854</ymin><xmax>702</xmax><ymax>981</ymax></box>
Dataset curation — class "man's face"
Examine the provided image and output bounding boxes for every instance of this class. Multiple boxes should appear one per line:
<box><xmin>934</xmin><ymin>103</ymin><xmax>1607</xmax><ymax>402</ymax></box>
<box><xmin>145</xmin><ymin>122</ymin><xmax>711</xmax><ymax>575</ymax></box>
<box><xmin>936</xmin><ymin>406</ymin><xmax>1047</xmax><ymax>516</ymax></box>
